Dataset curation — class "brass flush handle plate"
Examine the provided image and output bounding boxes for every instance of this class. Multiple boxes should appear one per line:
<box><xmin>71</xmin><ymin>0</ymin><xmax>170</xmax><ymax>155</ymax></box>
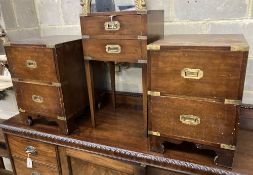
<box><xmin>106</xmin><ymin>45</ymin><xmax>121</xmax><ymax>54</ymax></box>
<box><xmin>180</xmin><ymin>115</ymin><xmax>201</xmax><ymax>126</ymax></box>
<box><xmin>181</xmin><ymin>68</ymin><xmax>203</xmax><ymax>80</ymax></box>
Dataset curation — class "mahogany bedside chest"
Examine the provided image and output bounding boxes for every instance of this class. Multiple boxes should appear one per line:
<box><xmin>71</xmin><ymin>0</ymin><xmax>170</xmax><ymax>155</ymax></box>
<box><xmin>147</xmin><ymin>35</ymin><xmax>249</xmax><ymax>168</ymax></box>
<box><xmin>4</xmin><ymin>36</ymin><xmax>89</xmax><ymax>135</ymax></box>
<box><xmin>80</xmin><ymin>0</ymin><xmax>164</xmax><ymax>134</ymax></box>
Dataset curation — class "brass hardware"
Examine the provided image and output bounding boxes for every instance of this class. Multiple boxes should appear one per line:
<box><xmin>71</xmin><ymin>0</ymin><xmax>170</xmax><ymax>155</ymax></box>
<box><xmin>32</xmin><ymin>95</ymin><xmax>44</xmax><ymax>103</ymax></box>
<box><xmin>220</xmin><ymin>144</ymin><xmax>236</xmax><ymax>151</ymax></box>
<box><xmin>25</xmin><ymin>146</ymin><xmax>37</xmax><ymax>155</ymax></box>
<box><xmin>147</xmin><ymin>44</ymin><xmax>160</xmax><ymax>51</ymax></box>
<box><xmin>82</xmin><ymin>35</ymin><xmax>90</xmax><ymax>39</ymax></box>
<box><xmin>148</xmin><ymin>91</ymin><xmax>160</xmax><ymax>97</ymax></box>
<box><xmin>84</xmin><ymin>56</ymin><xmax>93</xmax><ymax>60</ymax></box>
<box><xmin>26</xmin><ymin>60</ymin><xmax>37</xmax><ymax>69</ymax></box>
<box><xmin>106</xmin><ymin>45</ymin><xmax>121</xmax><ymax>54</ymax></box>
<box><xmin>19</xmin><ymin>108</ymin><xmax>26</xmax><ymax>113</ymax></box>
<box><xmin>12</xmin><ymin>78</ymin><xmax>62</xmax><ymax>87</ymax></box>
<box><xmin>51</xmin><ymin>82</ymin><xmax>62</xmax><ymax>87</ymax></box>
<box><xmin>46</xmin><ymin>44</ymin><xmax>55</xmax><ymax>48</ymax></box>
<box><xmin>230</xmin><ymin>45</ymin><xmax>249</xmax><ymax>52</ymax></box>
<box><xmin>57</xmin><ymin>116</ymin><xmax>67</xmax><ymax>121</ymax></box>
<box><xmin>104</xmin><ymin>16</ymin><xmax>120</xmax><ymax>31</ymax></box>
<box><xmin>138</xmin><ymin>36</ymin><xmax>148</xmax><ymax>40</ymax></box>
<box><xmin>148</xmin><ymin>131</ymin><xmax>160</xmax><ymax>136</ymax></box>
<box><xmin>180</xmin><ymin>115</ymin><xmax>200</xmax><ymax>126</ymax></box>
<box><xmin>138</xmin><ymin>59</ymin><xmax>147</xmax><ymax>64</ymax></box>
<box><xmin>225</xmin><ymin>99</ymin><xmax>242</xmax><ymax>105</ymax></box>
<box><xmin>181</xmin><ymin>68</ymin><xmax>203</xmax><ymax>80</ymax></box>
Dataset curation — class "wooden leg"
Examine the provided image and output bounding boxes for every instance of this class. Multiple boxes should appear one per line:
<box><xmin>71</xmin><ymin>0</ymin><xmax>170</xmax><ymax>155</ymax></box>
<box><xmin>0</xmin><ymin>157</ymin><xmax>5</xmax><ymax>169</ymax></box>
<box><xmin>85</xmin><ymin>60</ymin><xmax>96</xmax><ymax>128</ymax></box>
<box><xmin>109</xmin><ymin>62</ymin><xmax>116</xmax><ymax>111</ymax></box>
<box><xmin>142</xmin><ymin>64</ymin><xmax>148</xmax><ymax>136</ymax></box>
<box><xmin>149</xmin><ymin>136</ymin><xmax>165</xmax><ymax>153</ymax></box>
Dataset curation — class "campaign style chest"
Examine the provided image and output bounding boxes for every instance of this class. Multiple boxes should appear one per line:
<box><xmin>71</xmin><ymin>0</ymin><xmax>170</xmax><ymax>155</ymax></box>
<box><xmin>4</xmin><ymin>36</ymin><xmax>88</xmax><ymax>134</ymax></box>
<box><xmin>147</xmin><ymin>35</ymin><xmax>249</xmax><ymax>168</ymax></box>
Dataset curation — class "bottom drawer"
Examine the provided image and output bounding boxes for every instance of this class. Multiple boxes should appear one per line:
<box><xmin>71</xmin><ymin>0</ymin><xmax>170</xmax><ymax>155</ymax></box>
<box><xmin>13</xmin><ymin>81</ymin><xmax>63</xmax><ymax>118</ymax></box>
<box><xmin>149</xmin><ymin>95</ymin><xmax>239</xmax><ymax>146</ymax></box>
<box><xmin>13</xmin><ymin>158</ymin><xmax>59</xmax><ymax>175</ymax></box>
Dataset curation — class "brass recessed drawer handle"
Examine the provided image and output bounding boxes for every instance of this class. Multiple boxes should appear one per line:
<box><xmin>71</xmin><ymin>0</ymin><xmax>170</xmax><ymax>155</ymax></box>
<box><xmin>180</xmin><ymin>115</ymin><xmax>201</xmax><ymax>126</ymax></box>
<box><xmin>32</xmin><ymin>95</ymin><xmax>44</xmax><ymax>103</ymax></box>
<box><xmin>26</xmin><ymin>60</ymin><xmax>37</xmax><ymax>69</ymax></box>
<box><xmin>181</xmin><ymin>68</ymin><xmax>203</xmax><ymax>80</ymax></box>
<box><xmin>106</xmin><ymin>45</ymin><xmax>121</xmax><ymax>54</ymax></box>
<box><xmin>25</xmin><ymin>146</ymin><xmax>37</xmax><ymax>155</ymax></box>
<box><xmin>104</xmin><ymin>15</ymin><xmax>120</xmax><ymax>31</ymax></box>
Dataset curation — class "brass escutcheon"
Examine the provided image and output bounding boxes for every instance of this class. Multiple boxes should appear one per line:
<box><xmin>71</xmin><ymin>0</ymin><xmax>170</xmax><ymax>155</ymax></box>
<box><xmin>32</xmin><ymin>95</ymin><xmax>43</xmax><ymax>103</ymax></box>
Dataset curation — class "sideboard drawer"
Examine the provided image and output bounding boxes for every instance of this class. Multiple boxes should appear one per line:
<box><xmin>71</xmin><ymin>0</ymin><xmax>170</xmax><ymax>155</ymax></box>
<box><xmin>13</xmin><ymin>157</ymin><xmax>59</xmax><ymax>175</ymax></box>
<box><xmin>83</xmin><ymin>39</ymin><xmax>146</xmax><ymax>62</ymax></box>
<box><xmin>5</xmin><ymin>46</ymin><xmax>59</xmax><ymax>82</ymax></box>
<box><xmin>8</xmin><ymin>135</ymin><xmax>58</xmax><ymax>166</ymax></box>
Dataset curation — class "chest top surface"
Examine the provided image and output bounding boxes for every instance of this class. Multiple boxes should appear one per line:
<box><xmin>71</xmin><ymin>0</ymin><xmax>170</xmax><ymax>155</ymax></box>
<box><xmin>149</xmin><ymin>34</ymin><xmax>249</xmax><ymax>51</ymax></box>
<box><xmin>5</xmin><ymin>35</ymin><xmax>82</xmax><ymax>48</ymax></box>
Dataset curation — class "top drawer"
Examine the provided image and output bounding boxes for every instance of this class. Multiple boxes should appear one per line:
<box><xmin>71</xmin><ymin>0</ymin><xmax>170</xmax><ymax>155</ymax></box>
<box><xmin>149</xmin><ymin>50</ymin><xmax>247</xmax><ymax>100</ymax></box>
<box><xmin>8</xmin><ymin>135</ymin><xmax>58</xmax><ymax>166</ymax></box>
<box><xmin>80</xmin><ymin>14</ymin><xmax>145</xmax><ymax>37</ymax></box>
<box><xmin>5</xmin><ymin>46</ymin><xmax>59</xmax><ymax>82</ymax></box>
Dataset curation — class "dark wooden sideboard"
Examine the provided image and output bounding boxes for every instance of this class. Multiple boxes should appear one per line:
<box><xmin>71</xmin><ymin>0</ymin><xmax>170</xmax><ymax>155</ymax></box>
<box><xmin>1</xmin><ymin>103</ymin><xmax>253</xmax><ymax>175</ymax></box>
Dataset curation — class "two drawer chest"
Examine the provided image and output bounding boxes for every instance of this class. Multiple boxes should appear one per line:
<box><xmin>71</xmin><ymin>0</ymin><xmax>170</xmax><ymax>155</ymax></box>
<box><xmin>147</xmin><ymin>35</ymin><xmax>249</xmax><ymax>168</ymax></box>
<box><xmin>4</xmin><ymin>36</ymin><xmax>88</xmax><ymax>134</ymax></box>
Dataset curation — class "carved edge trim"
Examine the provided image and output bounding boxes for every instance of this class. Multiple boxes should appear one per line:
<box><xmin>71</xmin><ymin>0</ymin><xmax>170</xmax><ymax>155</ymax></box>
<box><xmin>0</xmin><ymin>124</ymin><xmax>241</xmax><ymax>175</ymax></box>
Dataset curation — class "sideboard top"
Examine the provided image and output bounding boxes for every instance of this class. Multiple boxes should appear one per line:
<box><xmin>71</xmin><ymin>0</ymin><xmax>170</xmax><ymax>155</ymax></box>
<box><xmin>0</xmin><ymin>105</ymin><xmax>252</xmax><ymax>175</ymax></box>
<box><xmin>149</xmin><ymin>34</ymin><xmax>249</xmax><ymax>51</ymax></box>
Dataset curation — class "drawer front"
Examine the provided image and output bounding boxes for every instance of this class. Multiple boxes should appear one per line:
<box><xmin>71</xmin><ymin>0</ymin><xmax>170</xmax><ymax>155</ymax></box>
<box><xmin>149</xmin><ymin>96</ymin><xmax>239</xmax><ymax>145</ymax></box>
<box><xmin>83</xmin><ymin>39</ymin><xmax>146</xmax><ymax>62</ymax></box>
<box><xmin>150</xmin><ymin>50</ymin><xmax>246</xmax><ymax>100</ymax></box>
<box><xmin>5</xmin><ymin>46</ymin><xmax>59</xmax><ymax>82</ymax></box>
<box><xmin>80</xmin><ymin>14</ymin><xmax>145</xmax><ymax>36</ymax></box>
<box><xmin>14</xmin><ymin>81</ymin><xmax>63</xmax><ymax>118</ymax></box>
<box><xmin>14</xmin><ymin>158</ymin><xmax>59</xmax><ymax>175</ymax></box>
<box><xmin>8</xmin><ymin>135</ymin><xmax>58</xmax><ymax>166</ymax></box>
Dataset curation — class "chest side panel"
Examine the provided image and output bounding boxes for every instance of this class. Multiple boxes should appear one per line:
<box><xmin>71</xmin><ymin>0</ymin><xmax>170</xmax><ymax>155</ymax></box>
<box><xmin>150</xmin><ymin>50</ymin><xmax>246</xmax><ymax>100</ymax></box>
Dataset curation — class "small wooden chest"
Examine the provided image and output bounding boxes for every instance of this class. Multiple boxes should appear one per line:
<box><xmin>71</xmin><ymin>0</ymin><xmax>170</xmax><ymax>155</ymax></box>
<box><xmin>147</xmin><ymin>35</ymin><xmax>249</xmax><ymax>168</ymax></box>
<box><xmin>80</xmin><ymin>10</ymin><xmax>164</xmax><ymax>62</ymax></box>
<box><xmin>4</xmin><ymin>36</ymin><xmax>88</xmax><ymax>134</ymax></box>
